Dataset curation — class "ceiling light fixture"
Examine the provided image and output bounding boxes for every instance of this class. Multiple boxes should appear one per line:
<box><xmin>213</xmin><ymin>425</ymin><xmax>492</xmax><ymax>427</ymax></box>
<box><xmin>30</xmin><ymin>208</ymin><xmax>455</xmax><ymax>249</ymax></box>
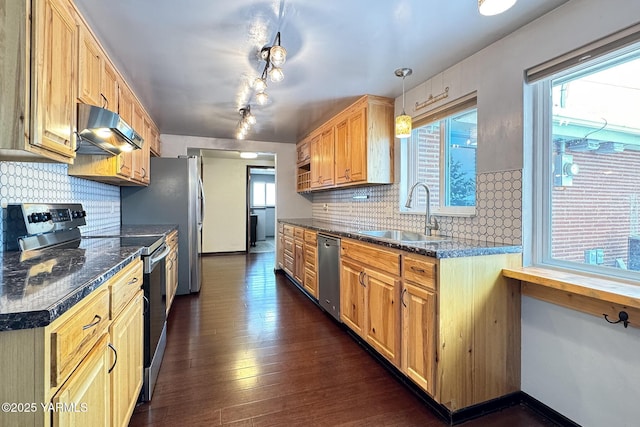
<box><xmin>236</xmin><ymin>105</ymin><xmax>256</xmax><ymax>140</ymax></box>
<box><xmin>253</xmin><ymin>32</ymin><xmax>287</xmax><ymax>104</ymax></box>
<box><xmin>394</xmin><ymin>67</ymin><xmax>412</xmax><ymax>139</ymax></box>
<box><xmin>478</xmin><ymin>0</ymin><xmax>517</xmax><ymax>16</ymax></box>
<box><xmin>240</xmin><ymin>152</ymin><xmax>258</xmax><ymax>159</ymax></box>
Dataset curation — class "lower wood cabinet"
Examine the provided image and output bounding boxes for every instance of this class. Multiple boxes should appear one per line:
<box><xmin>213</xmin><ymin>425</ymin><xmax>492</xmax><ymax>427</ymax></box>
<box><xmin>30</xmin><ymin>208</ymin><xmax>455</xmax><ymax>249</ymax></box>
<box><xmin>0</xmin><ymin>258</ymin><xmax>144</xmax><ymax>427</ymax></box>
<box><xmin>165</xmin><ymin>230</ymin><xmax>179</xmax><ymax>314</ymax></box>
<box><xmin>303</xmin><ymin>230</ymin><xmax>318</xmax><ymax>298</ymax></box>
<box><xmin>109</xmin><ymin>291</ymin><xmax>143</xmax><ymax>427</ymax></box>
<box><xmin>340</xmin><ymin>240</ymin><xmax>401</xmax><ymax>366</ymax></box>
<box><xmin>51</xmin><ymin>334</ymin><xmax>111</xmax><ymax>427</ymax></box>
<box><xmin>401</xmin><ymin>282</ymin><xmax>437</xmax><ymax>395</ymax></box>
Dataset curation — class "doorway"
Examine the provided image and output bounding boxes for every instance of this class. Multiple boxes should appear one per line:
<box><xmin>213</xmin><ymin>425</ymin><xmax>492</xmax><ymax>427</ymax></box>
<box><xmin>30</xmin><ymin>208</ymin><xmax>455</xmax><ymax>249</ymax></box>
<box><xmin>247</xmin><ymin>166</ymin><xmax>276</xmax><ymax>254</ymax></box>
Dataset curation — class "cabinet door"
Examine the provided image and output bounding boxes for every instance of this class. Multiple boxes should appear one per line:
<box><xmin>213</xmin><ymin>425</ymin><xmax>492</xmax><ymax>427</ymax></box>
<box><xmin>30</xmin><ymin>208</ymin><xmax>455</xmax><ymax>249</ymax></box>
<box><xmin>319</xmin><ymin>127</ymin><xmax>335</xmax><ymax>187</ymax></box>
<box><xmin>339</xmin><ymin>260</ymin><xmax>365</xmax><ymax>337</ymax></box>
<box><xmin>294</xmin><ymin>239</ymin><xmax>305</xmax><ymax>284</ymax></box>
<box><xmin>364</xmin><ymin>268</ymin><xmax>401</xmax><ymax>365</ymax></box>
<box><xmin>102</xmin><ymin>60</ymin><xmax>119</xmax><ymax>113</ymax></box>
<box><xmin>52</xmin><ymin>334</ymin><xmax>110</xmax><ymax>427</ymax></box>
<box><xmin>116</xmin><ymin>85</ymin><xmax>134</xmax><ymax>178</ymax></box>
<box><xmin>31</xmin><ymin>0</ymin><xmax>77</xmax><ymax>160</ymax></box>
<box><xmin>348</xmin><ymin>108</ymin><xmax>367</xmax><ymax>182</ymax></box>
<box><xmin>334</xmin><ymin>118</ymin><xmax>350</xmax><ymax>184</ymax></box>
<box><xmin>109</xmin><ymin>292</ymin><xmax>143</xmax><ymax>427</ymax></box>
<box><xmin>309</xmin><ymin>133</ymin><xmax>323</xmax><ymax>188</ymax></box>
<box><xmin>401</xmin><ymin>282</ymin><xmax>436</xmax><ymax>395</ymax></box>
<box><xmin>131</xmin><ymin>102</ymin><xmax>146</xmax><ymax>183</ymax></box>
<box><xmin>77</xmin><ymin>25</ymin><xmax>102</xmax><ymax>105</ymax></box>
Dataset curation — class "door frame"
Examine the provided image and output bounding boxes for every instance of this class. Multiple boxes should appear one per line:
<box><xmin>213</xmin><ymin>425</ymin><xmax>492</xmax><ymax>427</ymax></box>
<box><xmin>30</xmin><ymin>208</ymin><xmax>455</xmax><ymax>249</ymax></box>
<box><xmin>245</xmin><ymin>165</ymin><xmax>276</xmax><ymax>254</ymax></box>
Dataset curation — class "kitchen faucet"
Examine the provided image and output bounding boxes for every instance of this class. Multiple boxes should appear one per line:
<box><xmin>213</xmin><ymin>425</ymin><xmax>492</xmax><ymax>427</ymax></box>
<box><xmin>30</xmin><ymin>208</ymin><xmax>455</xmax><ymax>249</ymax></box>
<box><xmin>405</xmin><ymin>182</ymin><xmax>439</xmax><ymax>236</ymax></box>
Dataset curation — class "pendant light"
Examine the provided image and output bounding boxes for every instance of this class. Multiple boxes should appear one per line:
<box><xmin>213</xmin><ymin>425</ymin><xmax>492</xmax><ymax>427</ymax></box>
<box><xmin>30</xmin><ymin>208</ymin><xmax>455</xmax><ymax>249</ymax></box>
<box><xmin>478</xmin><ymin>0</ymin><xmax>517</xmax><ymax>16</ymax></box>
<box><xmin>394</xmin><ymin>68</ymin><xmax>412</xmax><ymax>139</ymax></box>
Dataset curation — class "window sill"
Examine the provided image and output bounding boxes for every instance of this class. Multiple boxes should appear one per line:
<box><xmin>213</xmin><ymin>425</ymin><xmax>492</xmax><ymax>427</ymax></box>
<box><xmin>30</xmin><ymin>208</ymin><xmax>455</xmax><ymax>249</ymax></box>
<box><xmin>502</xmin><ymin>266</ymin><xmax>640</xmax><ymax>329</ymax></box>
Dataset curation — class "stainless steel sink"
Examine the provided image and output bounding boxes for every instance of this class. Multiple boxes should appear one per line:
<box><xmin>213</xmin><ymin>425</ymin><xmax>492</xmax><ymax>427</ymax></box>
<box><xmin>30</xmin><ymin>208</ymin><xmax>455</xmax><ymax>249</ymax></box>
<box><xmin>357</xmin><ymin>229</ymin><xmax>449</xmax><ymax>243</ymax></box>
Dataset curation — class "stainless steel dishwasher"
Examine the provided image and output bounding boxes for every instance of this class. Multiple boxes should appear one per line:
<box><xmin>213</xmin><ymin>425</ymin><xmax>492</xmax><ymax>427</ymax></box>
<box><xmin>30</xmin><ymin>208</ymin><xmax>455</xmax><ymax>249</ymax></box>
<box><xmin>318</xmin><ymin>234</ymin><xmax>341</xmax><ymax>321</ymax></box>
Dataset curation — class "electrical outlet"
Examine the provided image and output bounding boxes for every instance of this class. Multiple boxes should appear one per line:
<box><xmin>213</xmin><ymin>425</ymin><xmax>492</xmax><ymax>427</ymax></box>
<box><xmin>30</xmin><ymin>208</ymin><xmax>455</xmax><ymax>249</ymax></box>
<box><xmin>323</xmin><ymin>203</ymin><xmax>329</xmax><ymax>212</ymax></box>
<box><xmin>384</xmin><ymin>205</ymin><xmax>394</xmax><ymax>218</ymax></box>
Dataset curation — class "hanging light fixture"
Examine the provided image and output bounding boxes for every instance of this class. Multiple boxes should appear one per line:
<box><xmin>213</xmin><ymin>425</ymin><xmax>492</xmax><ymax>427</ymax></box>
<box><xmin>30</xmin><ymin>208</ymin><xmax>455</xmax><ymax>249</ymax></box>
<box><xmin>394</xmin><ymin>68</ymin><xmax>412</xmax><ymax>139</ymax></box>
<box><xmin>253</xmin><ymin>31</ymin><xmax>287</xmax><ymax>104</ymax></box>
<box><xmin>478</xmin><ymin>0</ymin><xmax>517</xmax><ymax>16</ymax></box>
<box><xmin>236</xmin><ymin>105</ymin><xmax>256</xmax><ymax>139</ymax></box>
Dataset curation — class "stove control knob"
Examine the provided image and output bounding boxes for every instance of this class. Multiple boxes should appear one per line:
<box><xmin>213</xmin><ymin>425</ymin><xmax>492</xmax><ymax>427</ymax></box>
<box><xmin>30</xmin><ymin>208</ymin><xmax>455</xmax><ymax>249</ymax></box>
<box><xmin>42</xmin><ymin>212</ymin><xmax>52</xmax><ymax>221</ymax></box>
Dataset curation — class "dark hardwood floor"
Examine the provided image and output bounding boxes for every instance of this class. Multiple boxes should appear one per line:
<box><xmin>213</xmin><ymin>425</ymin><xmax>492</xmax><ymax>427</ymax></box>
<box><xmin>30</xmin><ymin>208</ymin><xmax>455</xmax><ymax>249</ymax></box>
<box><xmin>129</xmin><ymin>253</ymin><xmax>558</xmax><ymax>426</ymax></box>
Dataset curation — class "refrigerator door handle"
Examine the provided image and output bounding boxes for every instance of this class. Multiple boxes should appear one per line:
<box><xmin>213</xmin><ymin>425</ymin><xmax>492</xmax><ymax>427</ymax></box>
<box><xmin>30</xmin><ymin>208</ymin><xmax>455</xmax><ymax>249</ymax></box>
<box><xmin>198</xmin><ymin>175</ymin><xmax>205</xmax><ymax>224</ymax></box>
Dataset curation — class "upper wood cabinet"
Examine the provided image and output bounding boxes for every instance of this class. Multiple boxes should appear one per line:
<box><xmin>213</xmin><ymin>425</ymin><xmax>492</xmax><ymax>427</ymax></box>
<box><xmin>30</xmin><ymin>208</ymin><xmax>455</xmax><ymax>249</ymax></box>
<box><xmin>299</xmin><ymin>95</ymin><xmax>394</xmax><ymax>192</ymax></box>
<box><xmin>0</xmin><ymin>0</ymin><xmax>78</xmax><ymax>164</ymax></box>
<box><xmin>77</xmin><ymin>24</ymin><xmax>103</xmax><ymax>106</ymax></box>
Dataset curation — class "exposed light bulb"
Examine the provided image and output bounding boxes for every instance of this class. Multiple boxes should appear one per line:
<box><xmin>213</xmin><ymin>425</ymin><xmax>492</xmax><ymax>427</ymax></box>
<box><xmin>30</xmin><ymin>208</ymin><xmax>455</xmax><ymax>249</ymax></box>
<box><xmin>269</xmin><ymin>66</ymin><xmax>284</xmax><ymax>83</ymax></box>
<box><xmin>247</xmin><ymin>113</ymin><xmax>256</xmax><ymax>125</ymax></box>
<box><xmin>254</xmin><ymin>77</ymin><xmax>267</xmax><ymax>92</ymax></box>
<box><xmin>269</xmin><ymin>45</ymin><xmax>287</xmax><ymax>67</ymax></box>
<box><xmin>256</xmin><ymin>91</ymin><xmax>268</xmax><ymax>105</ymax></box>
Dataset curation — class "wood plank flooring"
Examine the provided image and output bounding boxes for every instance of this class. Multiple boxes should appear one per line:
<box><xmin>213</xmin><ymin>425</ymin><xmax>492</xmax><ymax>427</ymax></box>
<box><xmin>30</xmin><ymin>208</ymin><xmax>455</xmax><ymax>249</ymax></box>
<box><xmin>129</xmin><ymin>253</ymin><xmax>558</xmax><ymax>426</ymax></box>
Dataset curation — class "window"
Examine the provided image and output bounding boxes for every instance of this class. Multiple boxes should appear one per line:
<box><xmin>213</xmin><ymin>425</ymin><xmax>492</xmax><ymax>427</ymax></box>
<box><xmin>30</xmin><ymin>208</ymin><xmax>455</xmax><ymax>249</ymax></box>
<box><xmin>531</xmin><ymin>38</ymin><xmax>640</xmax><ymax>280</ymax></box>
<box><xmin>252</xmin><ymin>181</ymin><xmax>275</xmax><ymax>207</ymax></box>
<box><xmin>401</xmin><ymin>96</ymin><xmax>477</xmax><ymax>216</ymax></box>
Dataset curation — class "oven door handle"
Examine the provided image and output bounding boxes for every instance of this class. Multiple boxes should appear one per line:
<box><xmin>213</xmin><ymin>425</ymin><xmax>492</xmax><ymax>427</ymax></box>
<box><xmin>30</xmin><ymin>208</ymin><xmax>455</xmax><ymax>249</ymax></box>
<box><xmin>150</xmin><ymin>244</ymin><xmax>171</xmax><ymax>265</ymax></box>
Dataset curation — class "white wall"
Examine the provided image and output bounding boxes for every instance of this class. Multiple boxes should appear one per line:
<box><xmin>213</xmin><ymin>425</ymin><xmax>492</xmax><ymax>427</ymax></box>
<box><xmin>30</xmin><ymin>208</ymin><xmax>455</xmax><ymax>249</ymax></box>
<box><xmin>392</xmin><ymin>0</ymin><xmax>640</xmax><ymax>425</ymax></box>
<box><xmin>201</xmin><ymin>156</ymin><xmax>274</xmax><ymax>253</ymax></box>
<box><xmin>161</xmin><ymin>134</ymin><xmax>313</xmax><ymax>253</ymax></box>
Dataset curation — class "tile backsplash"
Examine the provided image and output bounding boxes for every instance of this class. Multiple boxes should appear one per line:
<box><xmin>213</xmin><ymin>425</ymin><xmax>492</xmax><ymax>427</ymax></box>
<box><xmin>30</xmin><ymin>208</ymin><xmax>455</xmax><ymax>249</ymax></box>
<box><xmin>312</xmin><ymin>170</ymin><xmax>522</xmax><ymax>245</ymax></box>
<box><xmin>0</xmin><ymin>161</ymin><xmax>120</xmax><ymax>249</ymax></box>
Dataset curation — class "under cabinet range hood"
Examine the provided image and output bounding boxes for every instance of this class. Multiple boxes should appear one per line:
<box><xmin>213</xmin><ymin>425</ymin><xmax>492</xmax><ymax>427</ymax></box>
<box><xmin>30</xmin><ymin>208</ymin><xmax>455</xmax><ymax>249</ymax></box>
<box><xmin>76</xmin><ymin>104</ymin><xmax>144</xmax><ymax>155</ymax></box>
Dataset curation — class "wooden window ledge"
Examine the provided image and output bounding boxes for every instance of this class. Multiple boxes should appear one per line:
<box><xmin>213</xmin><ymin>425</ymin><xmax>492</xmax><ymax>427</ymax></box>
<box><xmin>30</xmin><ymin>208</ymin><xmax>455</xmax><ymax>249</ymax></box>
<box><xmin>502</xmin><ymin>266</ymin><xmax>640</xmax><ymax>329</ymax></box>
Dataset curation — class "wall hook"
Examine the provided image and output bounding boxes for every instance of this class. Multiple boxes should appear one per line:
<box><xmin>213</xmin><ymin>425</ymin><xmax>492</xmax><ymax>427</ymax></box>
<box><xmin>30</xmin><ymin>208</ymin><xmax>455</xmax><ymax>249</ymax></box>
<box><xmin>603</xmin><ymin>311</ymin><xmax>629</xmax><ymax>328</ymax></box>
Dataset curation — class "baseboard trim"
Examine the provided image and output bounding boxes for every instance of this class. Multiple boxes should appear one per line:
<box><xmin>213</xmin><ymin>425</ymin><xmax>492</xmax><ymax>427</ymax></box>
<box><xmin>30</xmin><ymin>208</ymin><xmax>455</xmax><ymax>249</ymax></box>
<box><xmin>520</xmin><ymin>392</ymin><xmax>581</xmax><ymax>427</ymax></box>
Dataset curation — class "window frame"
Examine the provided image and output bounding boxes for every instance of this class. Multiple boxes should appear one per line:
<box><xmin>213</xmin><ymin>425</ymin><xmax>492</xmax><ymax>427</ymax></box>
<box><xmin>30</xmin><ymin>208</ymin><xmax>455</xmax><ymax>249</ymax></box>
<box><xmin>530</xmin><ymin>36</ymin><xmax>640</xmax><ymax>282</ymax></box>
<box><xmin>400</xmin><ymin>93</ymin><xmax>478</xmax><ymax>217</ymax></box>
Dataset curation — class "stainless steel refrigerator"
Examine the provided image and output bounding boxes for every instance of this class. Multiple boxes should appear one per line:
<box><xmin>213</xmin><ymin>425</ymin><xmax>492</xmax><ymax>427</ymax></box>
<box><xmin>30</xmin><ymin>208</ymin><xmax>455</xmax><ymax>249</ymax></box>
<box><xmin>121</xmin><ymin>156</ymin><xmax>204</xmax><ymax>294</ymax></box>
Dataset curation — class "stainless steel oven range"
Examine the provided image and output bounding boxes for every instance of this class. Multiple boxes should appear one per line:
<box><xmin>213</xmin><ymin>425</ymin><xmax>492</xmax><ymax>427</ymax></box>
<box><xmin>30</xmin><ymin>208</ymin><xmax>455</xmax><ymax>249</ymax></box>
<box><xmin>3</xmin><ymin>203</ymin><xmax>168</xmax><ymax>402</ymax></box>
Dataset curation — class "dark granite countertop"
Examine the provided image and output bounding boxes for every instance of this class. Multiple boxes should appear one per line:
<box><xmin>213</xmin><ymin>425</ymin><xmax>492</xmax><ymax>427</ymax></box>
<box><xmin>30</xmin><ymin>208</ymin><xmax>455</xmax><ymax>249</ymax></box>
<box><xmin>0</xmin><ymin>224</ymin><xmax>180</xmax><ymax>332</ymax></box>
<box><xmin>0</xmin><ymin>238</ymin><xmax>142</xmax><ymax>331</ymax></box>
<box><xmin>278</xmin><ymin>218</ymin><xmax>522</xmax><ymax>259</ymax></box>
<box><xmin>82</xmin><ymin>224</ymin><xmax>178</xmax><ymax>237</ymax></box>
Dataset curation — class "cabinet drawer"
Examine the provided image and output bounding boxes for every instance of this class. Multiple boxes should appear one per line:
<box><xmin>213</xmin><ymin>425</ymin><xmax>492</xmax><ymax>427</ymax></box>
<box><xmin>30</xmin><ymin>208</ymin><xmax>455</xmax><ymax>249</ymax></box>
<box><xmin>50</xmin><ymin>287</ymin><xmax>110</xmax><ymax>387</ymax></box>
<box><xmin>304</xmin><ymin>229</ymin><xmax>317</xmax><ymax>246</ymax></box>
<box><xmin>294</xmin><ymin>227</ymin><xmax>304</xmax><ymax>240</ymax></box>
<box><xmin>403</xmin><ymin>255</ymin><xmax>437</xmax><ymax>291</ymax></box>
<box><xmin>278</xmin><ymin>222</ymin><xmax>284</xmax><ymax>233</ymax></box>
<box><xmin>283</xmin><ymin>224</ymin><xmax>294</xmax><ymax>237</ymax></box>
<box><xmin>110</xmin><ymin>259</ymin><xmax>143</xmax><ymax>319</ymax></box>
<box><xmin>284</xmin><ymin>236</ymin><xmax>294</xmax><ymax>255</ymax></box>
<box><xmin>341</xmin><ymin>239</ymin><xmax>400</xmax><ymax>276</ymax></box>
<box><xmin>304</xmin><ymin>246</ymin><xmax>316</xmax><ymax>265</ymax></box>
<box><xmin>284</xmin><ymin>253</ymin><xmax>294</xmax><ymax>274</ymax></box>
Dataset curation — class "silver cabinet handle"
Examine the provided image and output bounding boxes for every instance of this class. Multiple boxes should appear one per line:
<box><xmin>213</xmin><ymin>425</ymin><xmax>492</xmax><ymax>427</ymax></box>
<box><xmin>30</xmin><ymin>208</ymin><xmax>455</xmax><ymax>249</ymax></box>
<box><xmin>82</xmin><ymin>314</ymin><xmax>102</xmax><ymax>330</ymax></box>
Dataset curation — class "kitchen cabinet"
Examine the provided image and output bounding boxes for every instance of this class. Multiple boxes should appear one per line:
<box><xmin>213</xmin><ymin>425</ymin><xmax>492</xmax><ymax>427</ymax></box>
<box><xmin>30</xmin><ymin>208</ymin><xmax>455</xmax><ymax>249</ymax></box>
<box><xmin>293</xmin><ymin>227</ymin><xmax>305</xmax><ymax>284</ymax></box>
<box><xmin>340</xmin><ymin>239</ymin><xmax>401</xmax><ymax>366</ymax></box>
<box><xmin>0</xmin><ymin>0</ymin><xmax>77</xmax><ymax>164</ymax></box>
<box><xmin>296</xmin><ymin>137</ymin><xmax>311</xmax><ymax>192</ymax></box>
<box><xmin>0</xmin><ymin>258</ymin><xmax>144</xmax><ymax>427</ymax></box>
<box><xmin>302</xmin><ymin>95</ymin><xmax>394</xmax><ymax>192</ymax></box>
<box><xmin>77</xmin><ymin>24</ymin><xmax>103</xmax><ymax>106</ymax></box>
<box><xmin>303</xmin><ymin>230</ymin><xmax>318</xmax><ymax>298</ymax></box>
<box><xmin>277</xmin><ymin>223</ymin><xmax>284</xmax><ymax>269</ymax></box>
<box><xmin>109</xmin><ymin>292</ymin><xmax>143</xmax><ymax>427</ymax></box>
<box><xmin>149</xmin><ymin>123</ymin><xmax>161</xmax><ymax>157</ymax></box>
<box><xmin>283</xmin><ymin>225</ymin><xmax>295</xmax><ymax>276</ymax></box>
<box><xmin>51</xmin><ymin>334</ymin><xmax>111</xmax><ymax>427</ymax></box>
<box><xmin>310</xmin><ymin>127</ymin><xmax>335</xmax><ymax>189</ymax></box>
<box><xmin>166</xmin><ymin>230</ymin><xmax>179</xmax><ymax>314</ymax></box>
<box><xmin>131</xmin><ymin>102</ymin><xmax>150</xmax><ymax>184</ymax></box>
<box><xmin>401</xmin><ymin>255</ymin><xmax>438</xmax><ymax>396</ymax></box>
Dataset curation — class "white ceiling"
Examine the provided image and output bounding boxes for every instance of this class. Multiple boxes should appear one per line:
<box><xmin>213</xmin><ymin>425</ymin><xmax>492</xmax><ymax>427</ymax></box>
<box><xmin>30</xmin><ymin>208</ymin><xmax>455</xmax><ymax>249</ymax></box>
<box><xmin>74</xmin><ymin>0</ymin><xmax>568</xmax><ymax>144</ymax></box>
